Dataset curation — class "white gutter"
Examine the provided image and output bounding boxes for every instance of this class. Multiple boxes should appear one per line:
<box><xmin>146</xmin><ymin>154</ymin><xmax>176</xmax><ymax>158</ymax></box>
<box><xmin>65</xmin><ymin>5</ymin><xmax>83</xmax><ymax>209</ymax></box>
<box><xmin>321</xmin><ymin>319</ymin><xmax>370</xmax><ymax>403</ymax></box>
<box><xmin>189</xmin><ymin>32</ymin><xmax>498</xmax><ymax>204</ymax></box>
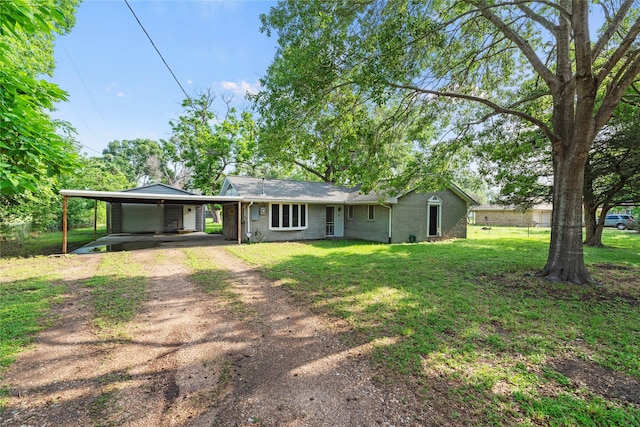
<box><xmin>60</xmin><ymin>189</ymin><xmax>243</xmax><ymax>203</ymax></box>
<box><xmin>381</xmin><ymin>204</ymin><xmax>392</xmax><ymax>243</ymax></box>
<box><xmin>246</xmin><ymin>201</ymin><xmax>254</xmax><ymax>240</ymax></box>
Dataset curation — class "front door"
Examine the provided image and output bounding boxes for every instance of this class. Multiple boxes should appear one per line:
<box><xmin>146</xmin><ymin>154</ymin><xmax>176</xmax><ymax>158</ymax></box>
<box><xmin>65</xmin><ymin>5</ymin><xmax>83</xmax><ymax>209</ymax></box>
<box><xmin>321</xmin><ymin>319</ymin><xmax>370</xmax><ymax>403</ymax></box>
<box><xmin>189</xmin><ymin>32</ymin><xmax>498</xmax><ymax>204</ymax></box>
<box><xmin>183</xmin><ymin>205</ymin><xmax>196</xmax><ymax>230</ymax></box>
<box><xmin>326</xmin><ymin>206</ymin><xmax>335</xmax><ymax>236</ymax></box>
<box><xmin>326</xmin><ymin>206</ymin><xmax>344</xmax><ymax>237</ymax></box>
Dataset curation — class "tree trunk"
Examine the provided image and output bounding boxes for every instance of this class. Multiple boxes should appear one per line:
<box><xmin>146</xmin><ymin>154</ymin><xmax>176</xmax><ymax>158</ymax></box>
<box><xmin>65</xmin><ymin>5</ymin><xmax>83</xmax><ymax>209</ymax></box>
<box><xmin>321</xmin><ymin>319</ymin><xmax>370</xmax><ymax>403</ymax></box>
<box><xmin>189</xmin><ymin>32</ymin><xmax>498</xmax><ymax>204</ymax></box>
<box><xmin>583</xmin><ymin>205</ymin><xmax>605</xmax><ymax>247</ymax></box>
<box><xmin>538</xmin><ymin>143</ymin><xmax>594</xmax><ymax>284</ymax></box>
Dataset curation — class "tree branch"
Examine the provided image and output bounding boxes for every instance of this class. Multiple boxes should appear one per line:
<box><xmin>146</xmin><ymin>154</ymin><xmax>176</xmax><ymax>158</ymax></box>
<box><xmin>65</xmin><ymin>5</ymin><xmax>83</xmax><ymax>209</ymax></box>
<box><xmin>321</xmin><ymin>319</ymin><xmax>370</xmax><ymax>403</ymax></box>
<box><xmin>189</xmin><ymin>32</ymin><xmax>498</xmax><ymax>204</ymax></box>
<box><xmin>595</xmin><ymin>15</ymin><xmax>640</xmax><ymax>84</ymax></box>
<box><xmin>596</xmin><ymin>51</ymin><xmax>640</xmax><ymax>130</ymax></box>
<box><xmin>386</xmin><ymin>81</ymin><xmax>559</xmax><ymax>143</ymax></box>
<box><xmin>473</xmin><ymin>0</ymin><xmax>557</xmax><ymax>88</ymax></box>
<box><xmin>591</xmin><ymin>0</ymin><xmax>635</xmax><ymax>61</ymax></box>
<box><xmin>517</xmin><ymin>4</ymin><xmax>556</xmax><ymax>33</ymax></box>
<box><xmin>293</xmin><ymin>160</ymin><xmax>328</xmax><ymax>182</ymax></box>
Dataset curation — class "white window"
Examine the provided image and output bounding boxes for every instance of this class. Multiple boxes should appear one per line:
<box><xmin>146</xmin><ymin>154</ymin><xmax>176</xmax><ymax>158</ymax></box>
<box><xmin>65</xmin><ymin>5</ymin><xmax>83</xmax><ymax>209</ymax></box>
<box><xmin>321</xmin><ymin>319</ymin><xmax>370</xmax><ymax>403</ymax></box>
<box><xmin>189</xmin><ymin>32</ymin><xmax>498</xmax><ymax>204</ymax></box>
<box><xmin>368</xmin><ymin>205</ymin><xmax>375</xmax><ymax>221</ymax></box>
<box><xmin>270</xmin><ymin>203</ymin><xmax>307</xmax><ymax>230</ymax></box>
<box><xmin>347</xmin><ymin>205</ymin><xmax>354</xmax><ymax>220</ymax></box>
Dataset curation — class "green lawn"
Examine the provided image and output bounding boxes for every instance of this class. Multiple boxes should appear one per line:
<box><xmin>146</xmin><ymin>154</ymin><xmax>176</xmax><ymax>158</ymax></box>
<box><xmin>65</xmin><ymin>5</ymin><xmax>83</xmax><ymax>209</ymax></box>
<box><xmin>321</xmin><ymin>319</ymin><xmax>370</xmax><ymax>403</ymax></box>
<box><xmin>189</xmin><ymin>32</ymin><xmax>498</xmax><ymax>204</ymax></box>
<box><xmin>205</xmin><ymin>218</ymin><xmax>223</xmax><ymax>234</ymax></box>
<box><xmin>0</xmin><ymin>226</ymin><xmax>107</xmax><ymax>258</ymax></box>
<box><xmin>227</xmin><ymin>226</ymin><xmax>640</xmax><ymax>425</ymax></box>
<box><xmin>1</xmin><ymin>225</ymin><xmax>638</xmax><ymax>424</ymax></box>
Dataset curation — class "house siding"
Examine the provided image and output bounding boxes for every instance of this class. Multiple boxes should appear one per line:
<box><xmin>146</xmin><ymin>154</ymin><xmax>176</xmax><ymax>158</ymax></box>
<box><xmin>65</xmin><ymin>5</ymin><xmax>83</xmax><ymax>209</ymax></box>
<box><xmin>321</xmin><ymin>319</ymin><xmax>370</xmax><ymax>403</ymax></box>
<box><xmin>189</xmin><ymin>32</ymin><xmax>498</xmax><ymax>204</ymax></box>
<box><xmin>344</xmin><ymin>205</ymin><xmax>390</xmax><ymax>243</ymax></box>
<box><xmin>164</xmin><ymin>205</ymin><xmax>182</xmax><ymax>232</ymax></box>
<box><xmin>391</xmin><ymin>189</ymin><xmax>468</xmax><ymax>243</ymax></box>
<box><xmin>196</xmin><ymin>205</ymin><xmax>204</xmax><ymax>232</ymax></box>
<box><xmin>473</xmin><ymin>209</ymin><xmax>552</xmax><ymax>227</ymax></box>
<box><xmin>110</xmin><ymin>203</ymin><xmax>123</xmax><ymax>233</ymax></box>
<box><xmin>241</xmin><ymin>202</ymin><xmax>328</xmax><ymax>242</ymax></box>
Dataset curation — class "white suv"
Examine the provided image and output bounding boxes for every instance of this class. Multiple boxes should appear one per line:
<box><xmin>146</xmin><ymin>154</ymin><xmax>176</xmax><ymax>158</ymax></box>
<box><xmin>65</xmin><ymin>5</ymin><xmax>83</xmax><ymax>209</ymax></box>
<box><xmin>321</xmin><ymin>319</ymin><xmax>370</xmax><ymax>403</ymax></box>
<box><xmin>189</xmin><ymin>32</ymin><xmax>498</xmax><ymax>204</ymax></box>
<box><xmin>603</xmin><ymin>214</ymin><xmax>636</xmax><ymax>230</ymax></box>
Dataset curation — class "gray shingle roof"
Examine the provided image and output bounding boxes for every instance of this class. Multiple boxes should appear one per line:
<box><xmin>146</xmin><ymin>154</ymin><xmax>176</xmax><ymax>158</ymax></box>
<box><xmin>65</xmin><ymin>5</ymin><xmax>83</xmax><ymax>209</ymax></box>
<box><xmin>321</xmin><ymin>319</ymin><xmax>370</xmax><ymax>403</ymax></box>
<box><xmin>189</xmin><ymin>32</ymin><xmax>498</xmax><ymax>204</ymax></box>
<box><xmin>221</xmin><ymin>176</ymin><xmax>476</xmax><ymax>206</ymax></box>
<box><xmin>222</xmin><ymin>176</ymin><xmax>363</xmax><ymax>203</ymax></box>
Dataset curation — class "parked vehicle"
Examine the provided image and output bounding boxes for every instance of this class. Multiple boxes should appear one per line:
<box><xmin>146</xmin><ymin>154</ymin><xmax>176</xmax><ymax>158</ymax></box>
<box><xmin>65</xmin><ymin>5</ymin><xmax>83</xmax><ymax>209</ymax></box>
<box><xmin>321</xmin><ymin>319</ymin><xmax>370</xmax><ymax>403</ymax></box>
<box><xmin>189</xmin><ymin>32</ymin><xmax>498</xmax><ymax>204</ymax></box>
<box><xmin>601</xmin><ymin>214</ymin><xmax>636</xmax><ymax>230</ymax></box>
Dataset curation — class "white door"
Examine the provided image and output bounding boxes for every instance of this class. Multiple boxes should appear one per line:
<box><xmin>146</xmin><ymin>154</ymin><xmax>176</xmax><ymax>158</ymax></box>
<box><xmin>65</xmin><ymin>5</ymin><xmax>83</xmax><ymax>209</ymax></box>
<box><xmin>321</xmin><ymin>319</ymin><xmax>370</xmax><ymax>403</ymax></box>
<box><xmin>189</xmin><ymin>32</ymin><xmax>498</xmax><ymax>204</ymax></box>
<box><xmin>334</xmin><ymin>205</ymin><xmax>344</xmax><ymax>237</ymax></box>
<box><xmin>183</xmin><ymin>205</ymin><xmax>196</xmax><ymax>230</ymax></box>
<box><xmin>326</xmin><ymin>206</ymin><xmax>344</xmax><ymax>237</ymax></box>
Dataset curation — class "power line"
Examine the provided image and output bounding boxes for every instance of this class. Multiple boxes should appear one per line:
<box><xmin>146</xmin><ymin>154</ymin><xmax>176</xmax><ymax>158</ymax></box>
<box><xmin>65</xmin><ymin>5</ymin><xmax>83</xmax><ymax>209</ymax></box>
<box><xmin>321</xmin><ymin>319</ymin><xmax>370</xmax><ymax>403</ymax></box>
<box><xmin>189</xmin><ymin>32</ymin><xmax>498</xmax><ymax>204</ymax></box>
<box><xmin>124</xmin><ymin>0</ymin><xmax>194</xmax><ymax>107</ymax></box>
<box><xmin>60</xmin><ymin>39</ymin><xmax>113</xmax><ymax>136</ymax></box>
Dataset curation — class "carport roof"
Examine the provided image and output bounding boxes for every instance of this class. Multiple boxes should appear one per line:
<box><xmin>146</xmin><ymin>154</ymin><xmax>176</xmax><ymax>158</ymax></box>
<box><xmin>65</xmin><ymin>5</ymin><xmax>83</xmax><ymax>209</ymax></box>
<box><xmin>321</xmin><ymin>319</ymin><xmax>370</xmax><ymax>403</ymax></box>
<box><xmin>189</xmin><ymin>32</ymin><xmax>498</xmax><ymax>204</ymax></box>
<box><xmin>60</xmin><ymin>189</ymin><xmax>243</xmax><ymax>205</ymax></box>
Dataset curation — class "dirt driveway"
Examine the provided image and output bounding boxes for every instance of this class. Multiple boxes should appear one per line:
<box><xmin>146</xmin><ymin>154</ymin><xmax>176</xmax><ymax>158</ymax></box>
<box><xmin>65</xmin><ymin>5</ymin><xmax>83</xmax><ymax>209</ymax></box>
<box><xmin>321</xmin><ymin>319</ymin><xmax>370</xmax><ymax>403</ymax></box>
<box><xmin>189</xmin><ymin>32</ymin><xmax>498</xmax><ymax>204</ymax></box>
<box><xmin>1</xmin><ymin>247</ymin><xmax>432</xmax><ymax>426</ymax></box>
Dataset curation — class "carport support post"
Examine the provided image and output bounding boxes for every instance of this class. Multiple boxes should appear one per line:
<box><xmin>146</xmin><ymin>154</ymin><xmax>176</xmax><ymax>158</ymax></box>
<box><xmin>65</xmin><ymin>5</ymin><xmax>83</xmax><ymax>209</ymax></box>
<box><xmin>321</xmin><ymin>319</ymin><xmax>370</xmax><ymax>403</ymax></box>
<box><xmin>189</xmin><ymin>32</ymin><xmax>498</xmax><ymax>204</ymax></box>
<box><xmin>62</xmin><ymin>196</ymin><xmax>68</xmax><ymax>254</ymax></box>
<box><xmin>237</xmin><ymin>201</ymin><xmax>242</xmax><ymax>244</ymax></box>
<box><xmin>93</xmin><ymin>199</ymin><xmax>98</xmax><ymax>240</ymax></box>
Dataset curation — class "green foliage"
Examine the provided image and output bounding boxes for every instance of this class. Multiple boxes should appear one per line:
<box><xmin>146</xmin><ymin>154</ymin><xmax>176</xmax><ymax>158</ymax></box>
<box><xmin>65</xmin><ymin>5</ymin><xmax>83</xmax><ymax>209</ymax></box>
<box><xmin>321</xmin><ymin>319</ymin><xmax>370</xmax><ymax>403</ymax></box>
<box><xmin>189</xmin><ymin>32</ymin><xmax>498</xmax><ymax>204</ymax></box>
<box><xmin>258</xmin><ymin>1</ymin><xmax>640</xmax><ymax>282</ymax></box>
<box><xmin>0</xmin><ymin>0</ymin><xmax>80</xmax><ymax>196</ymax></box>
<box><xmin>101</xmin><ymin>139</ymin><xmax>165</xmax><ymax>186</ymax></box>
<box><xmin>1</xmin><ymin>152</ymin><xmax>131</xmax><ymax>235</ymax></box>
<box><xmin>167</xmin><ymin>90</ymin><xmax>261</xmax><ymax>194</ymax></box>
<box><xmin>0</xmin><ymin>226</ymin><xmax>107</xmax><ymax>258</ymax></box>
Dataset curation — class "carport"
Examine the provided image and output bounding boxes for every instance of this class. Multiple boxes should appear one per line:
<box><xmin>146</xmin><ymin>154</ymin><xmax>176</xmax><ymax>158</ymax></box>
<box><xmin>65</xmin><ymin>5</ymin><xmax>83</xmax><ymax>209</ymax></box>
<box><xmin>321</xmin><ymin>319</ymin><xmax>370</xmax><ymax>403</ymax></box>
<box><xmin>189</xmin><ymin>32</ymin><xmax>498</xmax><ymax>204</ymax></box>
<box><xmin>59</xmin><ymin>189</ymin><xmax>243</xmax><ymax>254</ymax></box>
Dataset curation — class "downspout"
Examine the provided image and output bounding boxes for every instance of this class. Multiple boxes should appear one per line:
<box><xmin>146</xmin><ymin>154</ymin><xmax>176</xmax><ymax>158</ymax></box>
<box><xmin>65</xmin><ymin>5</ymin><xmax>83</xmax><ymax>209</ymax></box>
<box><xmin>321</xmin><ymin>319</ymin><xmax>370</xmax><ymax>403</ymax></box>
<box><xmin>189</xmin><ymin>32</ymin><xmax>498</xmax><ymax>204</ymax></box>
<box><xmin>246</xmin><ymin>201</ymin><xmax>254</xmax><ymax>241</ymax></box>
<box><xmin>381</xmin><ymin>204</ymin><xmax>392</xmax><ymax>244</ymax></box>
<box><xmin>237</xmin><ymin>200</ymin><xmax>242</xmax><ymax>245</ymax></box>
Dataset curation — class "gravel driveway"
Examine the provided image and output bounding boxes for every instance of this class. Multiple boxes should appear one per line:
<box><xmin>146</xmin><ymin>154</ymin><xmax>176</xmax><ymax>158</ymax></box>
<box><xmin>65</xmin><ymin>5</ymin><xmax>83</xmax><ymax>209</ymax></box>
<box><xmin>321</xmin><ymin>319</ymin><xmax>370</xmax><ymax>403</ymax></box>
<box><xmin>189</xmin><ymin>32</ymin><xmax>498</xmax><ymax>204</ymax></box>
<box><xmin>1</xmin><ymin>247</ymin><xmax>431</xmax><ymax>426</ymax></box>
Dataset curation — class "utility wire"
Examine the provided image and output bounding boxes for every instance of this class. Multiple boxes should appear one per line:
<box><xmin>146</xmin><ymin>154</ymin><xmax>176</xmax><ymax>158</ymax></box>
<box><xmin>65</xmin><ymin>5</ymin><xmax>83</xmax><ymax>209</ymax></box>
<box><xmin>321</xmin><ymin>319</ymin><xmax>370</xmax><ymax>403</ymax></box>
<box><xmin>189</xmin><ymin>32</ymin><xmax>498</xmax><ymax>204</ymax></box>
<box><xmin>124</xmin><ymin>0</ymin><xmax>194</xmax><ymax>107</ymax></box>
<box><xmin>60</xmin><ymin>39</ymin><xmax>113</xmax><ymax>136</ymax></box>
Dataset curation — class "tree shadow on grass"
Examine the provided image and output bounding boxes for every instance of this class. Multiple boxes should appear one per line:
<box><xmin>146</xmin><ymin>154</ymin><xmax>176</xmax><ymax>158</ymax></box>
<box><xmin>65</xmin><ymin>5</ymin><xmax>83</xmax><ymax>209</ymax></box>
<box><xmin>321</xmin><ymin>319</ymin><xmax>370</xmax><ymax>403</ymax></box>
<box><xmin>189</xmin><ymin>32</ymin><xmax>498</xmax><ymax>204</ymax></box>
<box><xmin>230</xmin><ymin>239</ymin><xmax>640</xmax><ymax>424</ymax></box>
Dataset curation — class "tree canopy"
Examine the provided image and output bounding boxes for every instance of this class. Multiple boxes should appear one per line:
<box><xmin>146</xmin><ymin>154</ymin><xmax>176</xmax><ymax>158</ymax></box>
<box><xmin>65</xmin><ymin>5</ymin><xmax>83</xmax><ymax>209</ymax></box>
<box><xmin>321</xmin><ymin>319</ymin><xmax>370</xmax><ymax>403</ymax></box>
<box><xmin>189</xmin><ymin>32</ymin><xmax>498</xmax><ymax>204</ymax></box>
<box><xmin>166</xmin><ymin>90</ymin><xmax>260</xmax><ymax>195</ymax></box>
<box><xmin>0</xmin><ymin>0</ymin><xmax>80</xmax><ymax>196</ymax></box>
<box><xmin>102</xmin><ymin>139</ymin><xmax>165</xmax><ymax>186</ymax></box>
<box><xmin>258</xmin><ymin>0</ymin><xmax>640</xmax><ymax>284</ymax></box>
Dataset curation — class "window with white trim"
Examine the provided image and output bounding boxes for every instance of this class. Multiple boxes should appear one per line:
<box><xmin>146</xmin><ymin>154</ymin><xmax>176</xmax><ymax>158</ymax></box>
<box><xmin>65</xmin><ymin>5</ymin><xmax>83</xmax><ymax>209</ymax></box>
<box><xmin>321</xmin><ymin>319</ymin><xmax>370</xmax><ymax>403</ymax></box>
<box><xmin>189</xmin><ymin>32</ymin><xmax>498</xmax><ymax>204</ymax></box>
<box><xmin>368</xmin><ymin>205</ymin><xmax>375</xmax><ymax>221</ymax></box>
<box><xmin>347</xmin><ymin>205</ymin><xmax>354</xmax><ymax>220</ymax></box>
<box><xmin>270</xmin><ymin>203</ymin><xmax>307</xmax><ymax>230</ymax></box>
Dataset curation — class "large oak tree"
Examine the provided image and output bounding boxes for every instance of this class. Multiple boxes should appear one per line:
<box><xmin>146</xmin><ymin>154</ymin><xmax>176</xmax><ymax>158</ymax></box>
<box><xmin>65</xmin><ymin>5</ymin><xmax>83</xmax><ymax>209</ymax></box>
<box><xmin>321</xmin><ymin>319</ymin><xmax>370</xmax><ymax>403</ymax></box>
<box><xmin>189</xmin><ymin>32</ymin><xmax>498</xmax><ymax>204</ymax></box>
<box><xmin>258</xmin><ymin>0</ymin><xmax>640</xmax><ymax>284</ymax></box>
<box><xmin>0</xmin><ymin>0</ymin><xmax>80</xmax><ymax>196</ymax></box>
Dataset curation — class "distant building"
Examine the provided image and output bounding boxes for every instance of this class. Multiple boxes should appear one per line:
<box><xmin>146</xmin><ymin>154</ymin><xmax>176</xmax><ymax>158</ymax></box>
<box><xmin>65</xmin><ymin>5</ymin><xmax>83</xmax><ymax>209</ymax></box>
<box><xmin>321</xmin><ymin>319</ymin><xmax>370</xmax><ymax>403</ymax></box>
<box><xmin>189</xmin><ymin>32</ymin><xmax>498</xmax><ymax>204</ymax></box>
<box><xmin>471</xmin><ymin>203</ymin><xmax>553</xmax><ymax>227</ymax></box>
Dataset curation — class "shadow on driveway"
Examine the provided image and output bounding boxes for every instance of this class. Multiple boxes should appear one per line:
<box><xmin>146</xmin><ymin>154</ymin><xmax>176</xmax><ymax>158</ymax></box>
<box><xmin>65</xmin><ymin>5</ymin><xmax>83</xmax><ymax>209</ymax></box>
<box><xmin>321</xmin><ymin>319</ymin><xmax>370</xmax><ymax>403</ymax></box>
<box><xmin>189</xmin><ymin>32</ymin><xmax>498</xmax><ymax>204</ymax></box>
<box><xmin>72</xmin><ymin>232</ymin><xmax>234</xmax><ymax>254</ymax></box>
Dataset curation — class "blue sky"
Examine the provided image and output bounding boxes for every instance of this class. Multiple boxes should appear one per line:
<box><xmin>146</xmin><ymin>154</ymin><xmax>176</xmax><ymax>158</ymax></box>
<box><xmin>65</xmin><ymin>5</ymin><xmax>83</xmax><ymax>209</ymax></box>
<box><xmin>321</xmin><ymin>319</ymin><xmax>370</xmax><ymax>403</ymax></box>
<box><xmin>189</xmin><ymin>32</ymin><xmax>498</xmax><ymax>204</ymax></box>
<box><xmin>51</xmin><ymin>0</ymin><xmax>278</xmax><ymax>156</ymax></box>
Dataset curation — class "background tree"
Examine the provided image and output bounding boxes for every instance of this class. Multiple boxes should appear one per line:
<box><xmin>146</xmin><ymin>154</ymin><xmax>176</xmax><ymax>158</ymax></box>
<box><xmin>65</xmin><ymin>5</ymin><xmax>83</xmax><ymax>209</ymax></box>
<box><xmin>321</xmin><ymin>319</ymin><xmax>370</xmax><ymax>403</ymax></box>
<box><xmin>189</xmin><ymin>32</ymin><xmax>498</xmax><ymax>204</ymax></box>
<box><xmin>584</xmin><ymin>111</ymin><xmax>640</xmax><ymax>246</ymax></box>
<box><xmin>258</xmin><ymin>0</ymin><xmax>640</xmax><ymax>284</ymax></box>
<box><xmin>255</xmin><ymin>84</ymin><xmax>417</xmax><ymax>187</ymax></box>
<box><xmin>476</xmin><ymin>103</ymin><xmax>639</xmax><ymax>247</ymax></box>
<box><xmin>167</xmin><ymin>90</ymin><xmax>261</xmax><ymax>194</ymax></box>
<box><xmin>0</xmin><ymin>0</ymin><xmax>80</xmax><ymax>196</ymax></box>
<box><xmin>102</xmin><ymin>139</ymin><xmax>165</xmax><ymax>186</ymax></box>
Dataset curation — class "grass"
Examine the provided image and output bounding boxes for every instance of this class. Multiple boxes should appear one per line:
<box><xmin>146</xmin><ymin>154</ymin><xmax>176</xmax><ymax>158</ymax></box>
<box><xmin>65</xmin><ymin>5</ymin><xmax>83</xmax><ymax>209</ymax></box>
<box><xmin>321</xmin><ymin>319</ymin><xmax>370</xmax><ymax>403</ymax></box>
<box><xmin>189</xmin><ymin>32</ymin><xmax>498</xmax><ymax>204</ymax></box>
<box><xmin>0</xmin><ymin>225</ymin><xmax>107</xmax><ymax>258</ymax></box>
<box><xmin>84</xmin><ymin>252</ymin><xmax>147</xmax><ymax>334</ymax></box>
<box><xmin>183</xmin><ymin>248</ymin><xmax>254</xmax><ymax>318</ymax></box>
<box><xmin>0</xmin><ymin>225</ymin><xmax>637</xmax><ymax>423</ymax></box>
<box><xmin>205</xmin><ymin>218</ymin><xmax>223</xmax><ymax>234</ymax></box>
<box><xmin>226</xmin><ymin>225</ymin><xmax>640</xmax><ymax>425</ymax></box>
<box><xmin>0</xmin><ymin>256</ymin><xmax>81</xmax><ymax>372</ymax></box>
<box><xmin>0</xmin><ymin>255</ymin><xmax>82</xmax><ymax>411</ymax></box>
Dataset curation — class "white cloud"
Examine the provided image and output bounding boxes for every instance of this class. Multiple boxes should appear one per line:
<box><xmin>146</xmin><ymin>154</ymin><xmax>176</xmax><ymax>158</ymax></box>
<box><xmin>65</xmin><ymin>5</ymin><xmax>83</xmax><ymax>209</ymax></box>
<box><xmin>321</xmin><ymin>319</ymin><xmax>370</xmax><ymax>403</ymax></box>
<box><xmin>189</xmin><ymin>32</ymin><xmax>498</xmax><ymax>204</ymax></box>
<box><xmin>187</xmin><ymin>79</ymin><xmax>193</xmax><ymax>85</ymax></box>
<box><xmin>221</xmin><ymin>80</ymin><xmax>260</xmax><ymax>96</ymax></box>
<box><xmin>117</xmin><ymin>92</ymin><xmax>126</xmax><ymax>98</ymax></box>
